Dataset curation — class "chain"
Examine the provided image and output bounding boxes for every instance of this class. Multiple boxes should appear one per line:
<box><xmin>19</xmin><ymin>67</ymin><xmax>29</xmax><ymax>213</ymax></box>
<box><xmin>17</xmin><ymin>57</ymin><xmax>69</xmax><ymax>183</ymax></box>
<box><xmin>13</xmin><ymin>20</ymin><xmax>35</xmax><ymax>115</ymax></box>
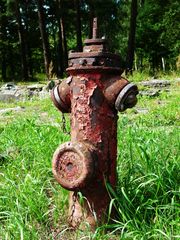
<box><xmin>61</xmin><ymin>113</ymin><xmax>70</xmax><ymax>135</ymax></box>
<box><xmin>69</xmin><ymin>191</ymin><xmax>78</xmax><ymax>225</ymax></box>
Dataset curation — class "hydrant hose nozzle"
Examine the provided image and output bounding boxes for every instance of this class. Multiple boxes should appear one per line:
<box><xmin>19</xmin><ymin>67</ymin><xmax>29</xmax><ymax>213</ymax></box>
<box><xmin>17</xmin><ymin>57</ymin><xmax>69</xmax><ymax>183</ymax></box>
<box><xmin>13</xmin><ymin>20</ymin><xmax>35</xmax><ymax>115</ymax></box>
<box><xmin>51</xmin><ymin>77</ymin><xmax>71</xmax><ymax>113</ymax></box>
<box><xmin>52</xmin><ymin>141</ymin><xmax>95</xmax><ymax>191</ymax></box>
<box><xmin>115</xmin><ymin>83</ymin><xmax>138</xmax><ymax>112</ymax></box>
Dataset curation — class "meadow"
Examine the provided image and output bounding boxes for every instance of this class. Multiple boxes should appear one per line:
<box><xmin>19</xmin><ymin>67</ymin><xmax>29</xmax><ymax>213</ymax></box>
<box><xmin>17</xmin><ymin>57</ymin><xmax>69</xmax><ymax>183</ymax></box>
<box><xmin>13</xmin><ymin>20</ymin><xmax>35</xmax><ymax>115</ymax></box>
<box><xmin>0</xmin><ymin>78</ymin><xmax>179</xmax><ymax>239</ymax></box>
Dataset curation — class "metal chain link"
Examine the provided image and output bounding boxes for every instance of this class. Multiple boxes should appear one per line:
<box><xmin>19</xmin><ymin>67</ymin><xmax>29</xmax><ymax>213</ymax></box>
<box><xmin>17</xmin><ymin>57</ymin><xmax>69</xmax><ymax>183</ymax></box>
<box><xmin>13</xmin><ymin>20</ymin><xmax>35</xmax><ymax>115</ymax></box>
<box><xmin>69</xmin><ymin>191</ymin><xmax>78</xmax><ymax>225</ymax></box>
<box><xmin>61</xmin><ymin>113</ymin><xmax>70</xmax><ymax>135</ymax></box>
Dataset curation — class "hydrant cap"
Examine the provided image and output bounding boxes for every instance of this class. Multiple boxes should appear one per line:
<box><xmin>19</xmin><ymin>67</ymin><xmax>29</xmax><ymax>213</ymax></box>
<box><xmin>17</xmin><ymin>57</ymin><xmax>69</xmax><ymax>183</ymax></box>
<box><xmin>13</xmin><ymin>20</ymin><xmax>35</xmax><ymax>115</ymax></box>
<box><xmin>52</xmin><ymin>142</ymin><xmax>95</xmax><ymax>191</ymax></box>
<box><xmin>115</xmin><ymin>83</ymin><xmax>138</xmax><ymax>112</ymax></box>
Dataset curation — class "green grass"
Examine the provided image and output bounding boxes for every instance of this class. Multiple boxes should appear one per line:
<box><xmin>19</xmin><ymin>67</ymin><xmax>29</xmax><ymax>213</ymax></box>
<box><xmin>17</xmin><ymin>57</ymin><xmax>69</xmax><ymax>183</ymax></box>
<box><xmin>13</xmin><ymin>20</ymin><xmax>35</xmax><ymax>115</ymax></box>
<box><xmin>127</xmin><ymin>70</ymin><xmax>180</xmax><ymax>82</ymax></box>
<box><xmin>0</xmin><ymin>81</ymin><xmax>179</xmax><ymax>239</ymax></box>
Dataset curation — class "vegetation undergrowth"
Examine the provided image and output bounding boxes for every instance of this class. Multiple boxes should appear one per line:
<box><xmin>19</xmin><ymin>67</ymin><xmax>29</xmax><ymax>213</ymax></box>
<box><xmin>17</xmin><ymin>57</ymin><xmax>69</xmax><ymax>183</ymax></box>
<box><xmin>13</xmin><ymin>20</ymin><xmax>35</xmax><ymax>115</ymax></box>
<box><xmin>0</xmin><ymin>81</ymin><xmax>179</xmax><ymax>239</ymax></box>
<box><xmin>127</xmin><ymin>70</ymin><xmax>180</xmax><ymax>83</ymax></box>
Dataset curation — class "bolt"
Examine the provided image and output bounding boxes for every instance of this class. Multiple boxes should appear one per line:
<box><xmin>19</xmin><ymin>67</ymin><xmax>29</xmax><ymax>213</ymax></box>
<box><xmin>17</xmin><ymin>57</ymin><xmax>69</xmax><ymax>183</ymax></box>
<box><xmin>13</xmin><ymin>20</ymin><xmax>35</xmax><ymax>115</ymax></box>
<box><xmin>79</xmin><ymin>59</ymin><xmax>87</xmax><ymax>66</ymax></box>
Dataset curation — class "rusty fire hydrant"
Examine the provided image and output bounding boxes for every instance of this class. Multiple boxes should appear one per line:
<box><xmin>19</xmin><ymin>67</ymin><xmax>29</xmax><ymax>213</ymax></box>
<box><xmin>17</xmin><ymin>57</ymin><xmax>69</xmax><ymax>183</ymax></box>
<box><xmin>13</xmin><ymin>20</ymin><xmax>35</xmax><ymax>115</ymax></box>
<box><xmin>51</xmin><ymin>18</ymin><xmax>138</xmax><ymax>229</ymax></box>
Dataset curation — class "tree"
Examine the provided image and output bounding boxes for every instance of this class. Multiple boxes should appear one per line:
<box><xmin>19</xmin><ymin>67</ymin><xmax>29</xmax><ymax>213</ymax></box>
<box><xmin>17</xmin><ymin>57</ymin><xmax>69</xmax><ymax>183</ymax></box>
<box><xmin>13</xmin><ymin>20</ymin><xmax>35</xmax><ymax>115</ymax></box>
<box><xmin>74</xmin><ymin>0</ymin><xmax>83</xmax><ymax>51</ymax></box>
<box><xmin>60</xmin><ymin>12</ymin><xmax>68</xmax><ymax>69</ymax></box>
<box><xmin>0</xmin><ymin>0</ymin><xmax>7</xmax><ymax>80</ymax></box>
<box><xmin>37</xmin><ymin>0</ymin><xmax>51</xmax><ymax>79</ymax></box>
<box><xmin>15</xmin><ymin>0</ymin><xmax>29</xmax><ymax>80</ymax></box>
<box><xmin>53</xmin><ymin>0</ymin><xmax>64</xmax><ymax>77</ymax></box>
<box><xmin>160</xmin><ymin>0</ymin><xmax>180</xmax><ymax>69</ymax></box>
<box><xmin>23</xmin><ymin>0</ymin><xmax>33</xmax><ymax>78</ymax></box>
<box><xmin>0</xmin><ymin>0</ymin><xmax>179</xmax><ymax>82</ymax></box>
<box><xmin>126</xmin><ymin>0</ymin><xmax>138</xmax><ymax>74</ymax></box>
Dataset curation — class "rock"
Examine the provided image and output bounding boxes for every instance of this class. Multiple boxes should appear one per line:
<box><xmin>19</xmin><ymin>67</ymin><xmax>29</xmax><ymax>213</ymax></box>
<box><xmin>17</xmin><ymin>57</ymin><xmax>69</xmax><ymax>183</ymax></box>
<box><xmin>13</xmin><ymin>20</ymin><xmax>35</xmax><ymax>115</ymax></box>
<box><xmin>134</xmin><ymin>108</ymin><xmax>149</xmax><ymax>114</ymax></box>
<box><xmin>38</xmin><ymin>90</ymin><xmax>50</xmax><ymax>99</ymax></box>
<box><xmin>1</xmin><ymin>82</ymin><xmax>17</xmax><ymax>90</ymax></box>
<box><xmin>26</xmin><ymin>83</ymin><xmax>51</xmax><ymax>99</ymax></box>
<box><xmin>0</xmin><ymin>81</ymin><xmax>58</xmax><ymax>102</ymax></box>
<box><xmin>139</xmin><ymin>89</ymin><xmax>160</xmax><ymax>97</ymax></box>
<box><xmin>140</xmin><ymin>79</ymin><xmax>171</xmax><ymax>88</ymax></box>
<box><xmin>0</xmin><ymin>106</ymin><xmax>25</xmax><ymax>114</ymax></box>
<box><xmin>0</xmin><ymin>83</ymin><xmax>24</xmax><ymax>102</ymax></box>
<box><xmin>0</xmin><ymin>90</ymin><xmax>20</xmax><ymax>102</ymax></box>
<box><xmin>27</xmin><ymin>84</ymin><xmax>45</xmax><ymax>91</ymax></box>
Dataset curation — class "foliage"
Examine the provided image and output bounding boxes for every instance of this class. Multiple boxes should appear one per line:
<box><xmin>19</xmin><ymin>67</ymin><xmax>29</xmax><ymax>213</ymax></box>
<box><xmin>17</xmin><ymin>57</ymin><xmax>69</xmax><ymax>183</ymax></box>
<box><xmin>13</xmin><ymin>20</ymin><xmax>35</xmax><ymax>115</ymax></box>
<box><xmin>136</xmin><ymin>0</ymin><xmax>180</xmax><ymax>72</ymax></box>
<box><xmin>0</xmin><ymin>0</ymin><xmax>179</xmax><ymax>81</ymax></box>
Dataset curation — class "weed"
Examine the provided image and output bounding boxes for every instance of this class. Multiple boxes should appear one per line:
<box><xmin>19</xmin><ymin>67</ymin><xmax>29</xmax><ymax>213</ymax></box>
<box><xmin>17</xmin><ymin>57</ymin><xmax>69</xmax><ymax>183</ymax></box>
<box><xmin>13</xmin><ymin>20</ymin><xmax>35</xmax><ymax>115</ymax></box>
<box><xmin>0</xmin><ymin>81</ymin><xmax>179</xmax><ymax>239</ymax></box>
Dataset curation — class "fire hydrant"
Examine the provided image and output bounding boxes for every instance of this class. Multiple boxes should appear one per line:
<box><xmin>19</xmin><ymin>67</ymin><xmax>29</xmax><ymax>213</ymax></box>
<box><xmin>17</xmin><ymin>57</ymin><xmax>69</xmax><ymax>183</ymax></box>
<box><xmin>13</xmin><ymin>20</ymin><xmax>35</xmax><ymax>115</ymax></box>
<box><xmin>51</xmin><ymin>18</ymin><xmax>138</xmax><ymax>229</ymax></box>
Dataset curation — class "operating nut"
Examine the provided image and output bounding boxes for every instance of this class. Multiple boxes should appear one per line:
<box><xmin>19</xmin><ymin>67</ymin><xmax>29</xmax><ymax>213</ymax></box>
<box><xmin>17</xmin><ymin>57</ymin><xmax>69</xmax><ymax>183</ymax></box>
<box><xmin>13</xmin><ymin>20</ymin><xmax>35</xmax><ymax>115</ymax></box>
<box><xmin>52</xmin><ymin>141</ymin><xmax>95</xmax><ymax>191</ymax></box>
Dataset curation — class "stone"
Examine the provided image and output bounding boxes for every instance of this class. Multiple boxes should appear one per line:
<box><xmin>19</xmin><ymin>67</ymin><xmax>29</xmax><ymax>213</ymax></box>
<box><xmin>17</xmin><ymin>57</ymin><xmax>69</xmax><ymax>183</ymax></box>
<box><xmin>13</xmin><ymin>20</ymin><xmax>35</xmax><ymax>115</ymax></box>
<box><xmin>140</xmin><ymin>79</ymin><xmax>171</xmax><ymax>88</ymax></box>
<box><xmin>0</xmin><ymin>106</ymin><xmax>25</xmax><ymax>114</ymax></box>
<box><xmin>134</xmin><ymin>108</ymin><xmax>149</xmax><ymax>114</ymax></box>
<box><xmin>0</xmin><ymin>81</ymin><xmax>61</xmax><ymax>102</ymax></box>
<box><xmin>0</xmin><ymin>83</ymin><xmax>23</xmax><ymax>102</ymax></box>
<box><xmin>1</xmin><ymin>82</ymin><xmax>17</xmax><ymax>90</ymax></box>
<box><xmin>38</xmin><ymin>90</ymin><xmax>50</xmax><ymax>99</ymax></box>
<box><xmin>139</xmin><ymin>89</ymin><xmax>160</xmax><ymax>97</ymax></box>
<box><xmin>0</xmin><ymin>90</ymin><xmax>20</xmax><ymax>102</ymax></box>
<box><xmin>27</xmin><ymin>84</ymin><xmax>45</xmax><ymax>91</ymax></box>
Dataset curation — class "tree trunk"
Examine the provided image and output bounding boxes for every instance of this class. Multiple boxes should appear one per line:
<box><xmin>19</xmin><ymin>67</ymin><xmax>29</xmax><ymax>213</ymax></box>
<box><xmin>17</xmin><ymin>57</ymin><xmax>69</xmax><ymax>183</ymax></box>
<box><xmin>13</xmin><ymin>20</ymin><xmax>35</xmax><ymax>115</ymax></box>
<box><xmin>60</xmin><ymin>15</ymin><xmax>68</xmax><ymax>69</ymax></box>
<box><xmin>24</xmin><ymin>0</ymin><xmax>33</xmax><ymax>78</ymax></box>
<box><xmin>2</xmin><ymin>54</ymin><xmax>7</xmax><ymax>80</ymax></box>
<box><xmin>56</xmin><ymin>0</ymin><xmax>64</xmax><ymax>77</ymax></box>
<box><xmin>126</xmin><ymin>0</ymin><xmax>138</xmax><ymax>75</ymax></box>
<box><xmin>0</xmin><ymin>3</ymin><xmax>7</xmax><ymax>80</ymax></box>
<box><xmin>15</xmin><ymin>0</ymin><xmax>29</xmax><ymax>80</ymax></box>
<box><xmin>37</xmin><ymin>0</ymin><xmax>51</xmax><ymax>79</ymax></box>
<box><xmin>162</xmin><ymin>57</ymin><xmax>165</xmax><ymax>71</ymax></box>
<box><xmin>74</xmin><ymin>0</ymin><xmax>83</xmax><ymax>51</ymax></box>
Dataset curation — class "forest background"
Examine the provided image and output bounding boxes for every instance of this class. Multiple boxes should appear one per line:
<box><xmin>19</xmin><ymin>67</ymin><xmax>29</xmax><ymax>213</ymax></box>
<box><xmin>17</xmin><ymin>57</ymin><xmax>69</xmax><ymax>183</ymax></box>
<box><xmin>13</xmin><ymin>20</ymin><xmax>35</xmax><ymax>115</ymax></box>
<box><xmin>0</xmin><ymin>0</ymin><xmax>179</xmax><ymax>82</ymax></box>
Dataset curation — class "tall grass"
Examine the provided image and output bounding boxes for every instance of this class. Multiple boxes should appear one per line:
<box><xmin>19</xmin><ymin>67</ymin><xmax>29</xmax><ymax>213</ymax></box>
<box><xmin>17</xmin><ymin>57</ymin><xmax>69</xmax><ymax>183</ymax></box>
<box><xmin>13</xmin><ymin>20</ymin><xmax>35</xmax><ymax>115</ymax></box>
<box><xmin>101</xmin><ymin>124</ymin><xmax>179</xmax><ymax>239</ymax></box>
<box><xmin>0</xmin><ymin>115</ymin><xmax>70</xmax><ymax>239</ymax></box>
<box><xmin>0</xmin><ymin>85</ymin><xmax>179</xmax><ymax>239</ymax></box>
